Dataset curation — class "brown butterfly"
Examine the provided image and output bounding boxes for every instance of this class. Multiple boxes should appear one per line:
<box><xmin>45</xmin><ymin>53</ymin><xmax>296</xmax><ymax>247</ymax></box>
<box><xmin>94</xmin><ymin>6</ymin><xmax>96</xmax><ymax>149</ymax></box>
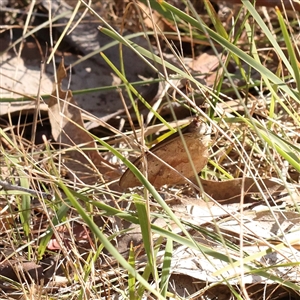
<box><xmin>119</xmin><ymin>118</ymin><xmax>210</xmax><ymax>189</ymax></box>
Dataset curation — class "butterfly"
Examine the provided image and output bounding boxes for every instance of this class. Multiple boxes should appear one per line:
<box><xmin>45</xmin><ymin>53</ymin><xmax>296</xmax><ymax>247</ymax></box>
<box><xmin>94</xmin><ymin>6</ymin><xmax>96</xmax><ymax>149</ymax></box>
<box><xmin>119</xmin><ymin>118</ymin><xmax>210</xmax><ymax>189</ymax></box>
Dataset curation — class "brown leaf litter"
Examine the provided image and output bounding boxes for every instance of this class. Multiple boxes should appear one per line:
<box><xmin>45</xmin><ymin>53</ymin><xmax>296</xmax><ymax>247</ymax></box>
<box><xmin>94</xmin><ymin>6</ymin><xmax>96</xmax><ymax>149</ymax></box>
<box><xmin>47</xmin><ymin>60</ymin><xmax>120</xmax><ymax>184</ymax></box>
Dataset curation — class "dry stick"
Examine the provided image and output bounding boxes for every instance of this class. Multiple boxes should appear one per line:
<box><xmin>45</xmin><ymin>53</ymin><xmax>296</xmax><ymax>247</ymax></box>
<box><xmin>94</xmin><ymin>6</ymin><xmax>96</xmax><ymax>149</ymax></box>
<box><xmin>31</xmin><ymin>58</ymin><xmax>46</xmax><ymax>152</ymax></box>
<box><xmin>0</xmin><ymin>180</ymin><xmax>53</xmax><ymax>200</ymax></box>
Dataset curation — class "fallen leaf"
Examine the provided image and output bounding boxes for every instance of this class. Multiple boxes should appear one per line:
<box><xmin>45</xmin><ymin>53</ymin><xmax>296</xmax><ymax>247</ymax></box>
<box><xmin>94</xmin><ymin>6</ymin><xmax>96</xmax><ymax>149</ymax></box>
<box><xmin>0</xmin><ymin>260</ymin><xmax>43</xmax><ymax>285</ymax></box>
<box><xmin>47</xmin><ymin>223</ymin><xmax>91</xmax><ymax>251</ymax></box>
<box><xmin>200</xmin><ymin>177</ymin><xmax>294</xmax><ymax>203</ymax></box>
<box><xmin>119</xmin><ymin>118</ymin><xmax>210</xmax><ymax>189</ymax></box>
<box><xmin>47</xmin><ymin>59</ymin><xmax>120</xmax><ymax>184</ymax></box>
<box><xmin>189</xmin><ymin>50</ymin><xmax>235</xmax><ymax>87</ymax></box>
<box><xmin>137</xmin><ymin>2</ymin><xmax>175</xmax><ymax>32</ymax></box>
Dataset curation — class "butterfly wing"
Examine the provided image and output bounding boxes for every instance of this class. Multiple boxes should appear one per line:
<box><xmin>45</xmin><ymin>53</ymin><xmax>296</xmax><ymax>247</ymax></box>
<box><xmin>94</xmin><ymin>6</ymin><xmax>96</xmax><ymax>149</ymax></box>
<box><xmin>119</xmin><ymin>119</ymin><xmax>210</xmax><ymax>189</ymax></box>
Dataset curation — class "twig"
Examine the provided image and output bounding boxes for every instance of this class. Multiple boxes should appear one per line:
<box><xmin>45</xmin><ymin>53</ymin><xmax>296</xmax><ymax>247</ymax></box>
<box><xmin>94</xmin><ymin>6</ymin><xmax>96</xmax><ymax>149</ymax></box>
<box><xmin>0</xmin><ymin>180</ymin><xmax>53</xmax><ymax>200</ymax></box>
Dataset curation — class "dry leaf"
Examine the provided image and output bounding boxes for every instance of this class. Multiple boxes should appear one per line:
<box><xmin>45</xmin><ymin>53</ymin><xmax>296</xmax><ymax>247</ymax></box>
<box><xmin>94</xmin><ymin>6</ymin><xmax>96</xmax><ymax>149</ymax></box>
<box><xmin>0</xmin><ymin>260</ymin><xmax>43</xmax><ymax>285</ymax></box>
<box><xmin>119</xmin><ymin>118</ymin><xmax>210</xmax><ymax>189</ymax></box>
<box><xmin>48</xmin><ymin>59</ymin><xmax>120</xmax><ymax>184</ymax></box>
<box><xmin>189</xmin><ymin>50</ymin><xmax>235</xmax><ymax>87</ymax></box>
<box><xmin>200</xmin><ymin>177</ymin><xmax>293</xmax><ymax>203</ymax></box>
<box><xmin>137</xmin><ymin>2</ymin><xmax>174</xmax><ymax>32</ymax></box>
<box><xmin>47</xmin><ymin>223</ymin><xmax>91</xmax><ymax>251</ymax></box>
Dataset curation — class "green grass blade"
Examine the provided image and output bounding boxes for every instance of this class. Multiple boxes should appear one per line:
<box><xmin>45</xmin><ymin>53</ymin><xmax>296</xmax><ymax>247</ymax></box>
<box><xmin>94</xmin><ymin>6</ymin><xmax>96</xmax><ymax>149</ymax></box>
<box><xmin>160</xmin><ymin>237</ymin><xmax>172</xmax><ymax>297</ymax></box>
<box><xmin>58</xmin><ymin>179</ymin><xmax>166</xmax><ymax>299</ymax></box>
<box><xmin>275</xmin><ymin>7</ymin><xmax>300</xmax><ymax>91</ymax></box>
<box><xmin>128</xmin><ymin>241</ymin><xmax>137</xmax><ymax>300</ymax></box>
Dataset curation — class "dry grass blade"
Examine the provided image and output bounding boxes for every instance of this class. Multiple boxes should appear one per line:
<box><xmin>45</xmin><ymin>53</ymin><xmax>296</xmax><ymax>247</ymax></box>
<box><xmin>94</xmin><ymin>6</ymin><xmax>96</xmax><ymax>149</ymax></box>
<box><xmin>1</xmin><ymin>0</ymin><xmax>300</xmax><ymax>298</ymax></box>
